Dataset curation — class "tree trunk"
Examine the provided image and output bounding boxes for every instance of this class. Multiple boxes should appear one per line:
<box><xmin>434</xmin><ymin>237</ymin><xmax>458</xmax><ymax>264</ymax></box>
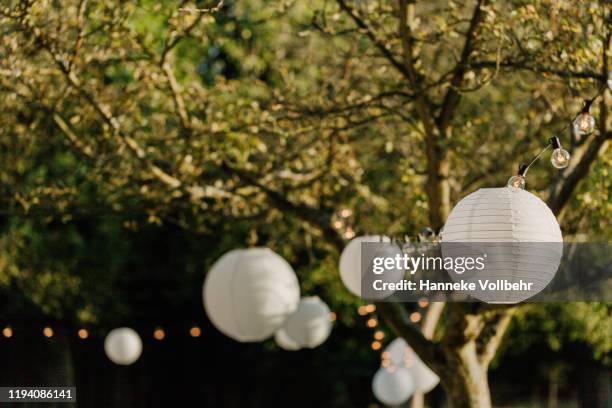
<box><xmin>441</xmin><ymin>344</ymin><xmax>492</xmax><ymax>408</ymax></box>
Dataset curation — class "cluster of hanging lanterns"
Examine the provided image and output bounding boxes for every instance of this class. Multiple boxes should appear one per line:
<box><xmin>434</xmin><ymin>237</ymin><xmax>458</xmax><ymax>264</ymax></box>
<box><xmin>202</xmin><ymin>248</ymin><xmax>333</xmax><ymax>350</ymax></box>
<box><xmin>372</xmin><ymin>338</ymin><xmax>440</xmax><ymax>405</ymax></box>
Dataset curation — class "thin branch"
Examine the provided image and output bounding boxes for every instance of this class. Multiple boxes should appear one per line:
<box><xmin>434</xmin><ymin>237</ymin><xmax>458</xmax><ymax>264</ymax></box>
<box><xmin>436</xmin><ymin>0</ymin><xmax>487</xmax><ymax>133</ymax></box>
<box><xmin>468</xmin><ymin>60</ymin><xmax>606</xmax><ymax>81</ymax></box>
<box><xmin>477</xmin><ymin>308</ymin><xmax>516</xmax><ymax>367</ymax></box>
<box><xmin>335</xmin><ymin>0</ymin><xmax>411</xmax><ymax>81</ymax></box>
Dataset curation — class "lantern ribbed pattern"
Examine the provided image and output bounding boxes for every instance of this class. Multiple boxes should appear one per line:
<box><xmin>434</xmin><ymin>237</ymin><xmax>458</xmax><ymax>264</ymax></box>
<box><xmin>203</xmin><ymin>248</ymin><xmax>300</xmax><ymax>342</ymax></box>
<box><xmin>442</xmin><ymin>187</ymin><xmax>563</xmax><ymax>303</ymax></box>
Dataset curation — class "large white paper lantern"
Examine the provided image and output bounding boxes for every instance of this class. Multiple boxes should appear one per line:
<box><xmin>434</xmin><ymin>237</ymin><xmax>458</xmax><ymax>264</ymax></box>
<box><xmin>104</xmin><ymin>327</ymin><xmax>142</xmax><ymax>366</ymax></box>
<box><xmin>441</xmin><ymin>187</ymin><xmax>563</xmax><ymax>303</ymax></box>
<box><xmin>203</xmin><ymin>248</ymin><xmax>300</xmax><ymax>342</ymax></box>
<box><xmin>281</xmin><ymin>296</ymin><xmax>332</xmax><ymax>349</ymax></box>
<box><xmin>372</xmin><ymin>367</ymin><xmax>415</xmax><ymax>406</ymax></box>
<box><xmin>339</xmin><ymin>236</ymin><xmax>404</xmax><ymax>299</ymax></box>
<box><xmin>386</xmin><ymin>338</ymin><xmax>439</xmax><ymax>393</ymax></box>
<box><xmin>274</xmin><ymin>328</ymin><xmax>302</xmax><ymax>351</ymax></box>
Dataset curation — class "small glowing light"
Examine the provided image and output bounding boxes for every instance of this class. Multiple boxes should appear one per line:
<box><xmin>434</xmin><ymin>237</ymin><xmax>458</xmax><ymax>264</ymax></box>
<box><xmin>374</xmin><ymin>330</ymin><xmax>384</xmax><ymax>340</ymax></box>
<box><xmin>357</xmin><ymin>306</ymin><xmax>368</xmax><ymax>316</ymax></box>
<box><xmin>333</xmin><ymin>220</ymin><xmax>344</xmax><ymax>229</ymax></box>
<box><xmin>381</xmin><ymin>351</ymin><xmax>391</xmax><ymax>360</ymax></box>
<box><xmin>328</xmin><ymin>312</ymin><xmax>337</xmax><ymax>322</ymax></box>
<box><xmin>371</xmin><ymin>341</ymin><xmax>382</xmax><ymax>350</ymax></box>
<box><xmin>507</xmin><ymin>175</ymin><xmax>526</xmax><ymax>190</ymax></box>
<box><xmin>344</xmin><ymin>227</ymin><xmax>355</xmax><ymax>239</ymax></box>
<box><xmin>551</xmin><ymin>148</ymin><xmax>570</xmax><ymax>169</ymax></box>
<box><xmin>153</xmin><ymin>328</ymin><xmax>165</xmax><ymax>340</ymax></box>
<box><xmin>418</xmin><ymin>298</ymin><xmax>429</xmax><ymax>308</ymax></box>
<box><xmin>189</xmin><ymin>326</ymin><xmax>201</xmax><ymax>337</ymax></box>
<box><xmin>573</xmin><ymin>112</ymin><xmax>596</xmax><ymax>136</ymax></box>
<box><xmin>78</xmin><ymin>329</ymin><xmax>89</xmax><ymax>339</ymax></box>
<box><xmin>2</xmin><ymin>327</ymin><xmax>12</xmax><ymax>338</ymax></box>
<box><xmin>410</xmin><ymin>312</ymin><xmax>421</xmax><ymax>323</ymax></box>
<box><xmin>365</xmin><ymin>304</ymin><xmax>376</xmax><ymax>313</ymax></box>
<box><xmin>43</xmin><ymin>327</ymin><xmax>54</xmax><ymax>338</ymax></box>
<box><xmin>340</xmin><ymin>208</ymin><xmax>353</xmax><ymax>218</ymax></box>
<box><xmin>367</xmin><ymin>318</ymin><xmax>378</xmax><ymax>328</ymax></box>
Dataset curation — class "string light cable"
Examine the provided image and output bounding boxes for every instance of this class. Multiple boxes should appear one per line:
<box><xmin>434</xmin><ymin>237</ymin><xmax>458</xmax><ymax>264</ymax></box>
<box><xmin>507</xmin><ymin>83</ymin><xmax>608</xmax><ymax>190</ymax></box>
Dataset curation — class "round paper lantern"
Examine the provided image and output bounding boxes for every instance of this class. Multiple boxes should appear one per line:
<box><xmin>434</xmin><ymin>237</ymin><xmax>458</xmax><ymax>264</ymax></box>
<box><xmin>372</xmin><ymin>367</ymin><xmax>414</xmax><ymax>406</ymax></box>
<box><xmin>104</xmin><ymin>327</ymin><xmax>142</xmax><ymax>366</ymax></box>
<box><xmin>441</xmin><ymin>187</ymin><xmax>563</xmax><ymax>303</ymax></box>
<box><xmin>281</xmin><ymin>296</ymin><xmax>332</xmax><ymax>349</ymax></box>
<box><xmin>339</xmin><ymin>236</ymin><xmax>404</xmax><ymax>299</ymax></box>
<box><xmin>274</xmin><ymin>328</ymin><xmax>301</xmax><ymax>351</ymax></box>
<box><xmin>386</xmin><ymin>338</ymin><xmax>440</xmax><ymax>393</ymax></box>
<box><xmin>203</xmin><ymin>248</ymin><xmax>300</xmax><ymax>342</ymax></box>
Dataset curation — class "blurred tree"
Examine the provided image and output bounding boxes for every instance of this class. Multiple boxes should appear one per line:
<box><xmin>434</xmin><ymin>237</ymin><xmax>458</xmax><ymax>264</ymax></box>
<box><xmin>0</xmin><ymin>0</ymin><xmax>610</xmax><ymax>407</ymax></box>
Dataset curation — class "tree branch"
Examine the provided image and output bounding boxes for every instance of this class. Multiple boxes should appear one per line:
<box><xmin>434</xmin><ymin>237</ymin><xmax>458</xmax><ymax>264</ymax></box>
<box><xmin>221</xmin><ymin>162</ymin><xmax>345</xmax><ymax>252</ymax></box>
<box><xmin>336</xmin><ymin>0</ymin><xmax>411</xmax><ymax>81</ymax></box>
<box><xmin>436</xmin><ymin>0</ymin><xmax>487</xmax><ymax>133</ymax></box>
<box><xmin>477</xmin><ymin>308</ymin><xmax>516</xmax><ymax>367</ymax></box>
<box><xmin>548</xmin><ymin>26</ymin><xmax>610</xmax><ymax>217</ymax></box>
<box><xmin>469</xmin><ymin>60</ymin><xmax>606</xmax><ymax>81</ymax></box>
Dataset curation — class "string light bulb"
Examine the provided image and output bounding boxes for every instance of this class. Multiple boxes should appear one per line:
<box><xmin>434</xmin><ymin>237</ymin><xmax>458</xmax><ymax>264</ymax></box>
<box><xmin>189</xmin><ymin>326</ymin><xmax>201</xmax><ymax>337</ymax></box>
<box><xmin>549</xmin><ymin>137</ymin><xmax>570</xmax><ymax>169</ymax></box>
<box><xmin>573</xmin><ymin>111</ymin><xmax>595</xmax><ymax>136</ymax></box>
<box><xmin>78</xmin><ymin>329</ymin><xmax>89</xmax><ymax>339</ymax></box>
<box><xmin>551</xmin><ymin>148</ymin><xmax>570</xmax><ymax>169</ymax></box>
<box><xmin>43</xmin><ymin>327</ymin><xmax>54</xmax><ymax>338</ymax></box>
<box><xmin>153</xmin><ymin>328</ymin><xmax>165</xmax><ymax>340</ymax></box>
<box><xmin>2</xmin><ymin>326</ymin><xmax>12</xmax><ymax>338</ymax></box>
<box><xmin>507</xmin><ymin>175</ymin><xmax>525</xmax><ymax>190</ymax></box>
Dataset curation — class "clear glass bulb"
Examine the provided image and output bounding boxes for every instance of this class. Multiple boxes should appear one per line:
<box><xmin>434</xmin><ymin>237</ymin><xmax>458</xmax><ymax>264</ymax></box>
<box><xmin>573</xmin><ymin>112</ymin><xmax>595</xmax><ymax>136</ymax></box>
<box><xmin>550</xmin><ymin>148</ymin><xmax>570</xmax><ymax>169</ymax></box>
<box><xmin>507</xmin><ymin>175</ymin><xmax>525</xmax><ymax>190</ymax></box>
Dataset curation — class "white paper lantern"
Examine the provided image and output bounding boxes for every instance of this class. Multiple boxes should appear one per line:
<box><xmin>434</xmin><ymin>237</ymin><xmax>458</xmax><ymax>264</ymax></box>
<box><xmin>441</xmin><ymin>187</ymin><xmax>563</xmax><ymax>303</ymax></box>
<box><xmin>104</xmin><ymin>327</ymin><xmax>142</xmax><ymax>366</ymax></box>
<box><xmin>372</xmin><ymin>367</ymin><xmax>415</xmax><ymax>406</ymax></box>
<box><xmin>203</xmin><ymin>248</ymin><xmax>300</xmax><ymax>342</ymax></box>
<box><xmin>280</xmin><ymin>296</ymin><xmax>332</xmax><ymax>349</ymax></box>
<box><xmin>339</xmin><ymin>236</ymin><xmax>404</xmax><ymax>299</ymax></box>
<box><xmin>274</xmin><ymin>328</ymin><xmax>302</xmax><ymax>351</ymax></box>
<box><xmin>386</xmin><ymin>338</ymin><xmax>440</xmax><ymax>393</ymax></box>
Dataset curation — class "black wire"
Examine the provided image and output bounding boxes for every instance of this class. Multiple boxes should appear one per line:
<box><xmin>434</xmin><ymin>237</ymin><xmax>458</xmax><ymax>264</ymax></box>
<box><xmin>516</xmin><ymin>82</ymin><xmax>608</xmax><ymax>176</ymax></box>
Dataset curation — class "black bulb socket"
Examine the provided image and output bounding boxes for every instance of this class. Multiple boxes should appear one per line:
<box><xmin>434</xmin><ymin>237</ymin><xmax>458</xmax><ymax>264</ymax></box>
<box><xmin>549</xmin><ymin>137</ymin><xmax>561</xmax><ymax>150</ymax></box>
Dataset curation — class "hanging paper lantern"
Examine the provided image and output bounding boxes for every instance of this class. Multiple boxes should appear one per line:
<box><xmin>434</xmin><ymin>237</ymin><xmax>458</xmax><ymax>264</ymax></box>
<box><xmin>339</xmin><ymin>236</ymin><xmax>404</xmax><ymax>299</ymax></box>
<box><xmin>385</xmin><ymin>338</ymin><xmax>440</xmax><ymax>393</ymax></box>
<box><xmin>372</xmin><ymin>367</ymin><xmax>415</xmax><ymax>406</ymax></box>
<box><xmin>203</xmin><ymin>248</ymin><xmax>300</xmax><ymax>342</ymax></box>
<box><xmin>441</xmin><ymin>187</ymin><xmax>563</xmax><ymax>303</ymax></box>
<box><xmin>274</xmin><ymin>328</ymin><xmax>302</xmax><ymax>351</ymax></box>
<box><xmin>281</xmin><ymin>296</ymin><xmax>332</xmax><ymax>349</ymax></box>
<box><xmin>104</xmin><ymin>327</ymin><xmax>142</xmax><ymax>366</ymax></box>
